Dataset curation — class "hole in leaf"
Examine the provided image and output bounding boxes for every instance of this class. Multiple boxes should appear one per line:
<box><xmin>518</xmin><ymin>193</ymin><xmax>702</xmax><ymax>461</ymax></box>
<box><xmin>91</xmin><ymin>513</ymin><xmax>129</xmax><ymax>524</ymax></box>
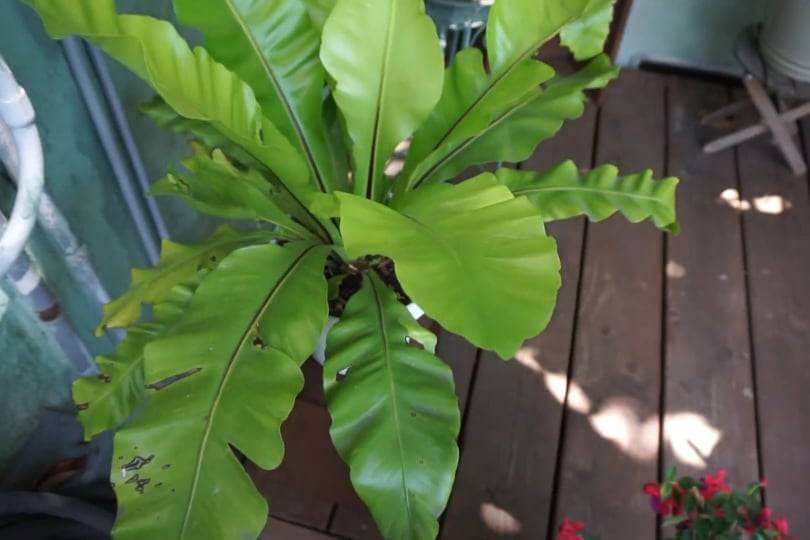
<box><xmin>405</xmin><ymin>336</ymin><xmax>427</xmax><ymax>351</ymax></box>
<box><xmin>147</xmin><ymin>368</ymin><xmax>202</xmax><ymax>391</ymax></box>
<box><xmin>336</xmin><ymin>366</ymin><xmax>350</xmax><ymax>382</ymax></box>
<box><xmin>122</xmin><ymin>454</ymin><xmax>154</xmax><ymax>472</ymax></box>
<box><xmin>125</xmin><ymin>473</ymin><xmax>150</xmax><ymax>494</ymax></box>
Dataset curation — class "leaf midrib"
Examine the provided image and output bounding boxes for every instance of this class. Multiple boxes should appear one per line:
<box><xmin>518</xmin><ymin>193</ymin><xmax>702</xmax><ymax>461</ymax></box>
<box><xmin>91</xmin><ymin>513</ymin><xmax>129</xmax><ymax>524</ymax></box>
<box><xmin>513</xmin><ymin>185</ymin><xmax>670</xmax><ymax>206</ymax></box>
<box><xmin>411</xmin><ymin>87</ymin><xmax>542</xmax><ymax>188</ymax></box>
<box><xmin>364</xmin><ymin>1</ymin><xmax>398</xmax><ymax>200</ymax></box>
<box><xmin>179</xmin><ymin>245</ymin><xmax>316</xmax><ymax>538</ymax></box>
<box><xmin>406</xmin><ymin>12</ymin><xmax>583</xmax><ymax>190</ymax></box>
<box><xmin>129</xmin><ymin>21</ymin><xmax>335</xmax><ymax>244</ymax></box>
<box><xmin>222</xmin><ymin>0</ymin><xmax>329</xmax><ymax>195</ymax></box>
<box><xmin>82</xmin><ymin>350</ymin><xmax>144</xmax><ymax>415</ymax></box>
<box><xmin>368</xmin><ymin>276</ymin><xmax>414</xmax><ymax>530</ymax></box>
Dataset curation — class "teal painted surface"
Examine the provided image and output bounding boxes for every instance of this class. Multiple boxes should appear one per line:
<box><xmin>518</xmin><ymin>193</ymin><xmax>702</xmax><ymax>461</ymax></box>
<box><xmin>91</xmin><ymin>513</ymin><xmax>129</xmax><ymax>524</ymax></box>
<box><xmin>0</xmin><ymin>282</ymin><xmax>74</xmax><ymax>473</ymax></box>
<box><xmin>616</xmin><ymin>0</ymin><xmax>770</xmax><ymax>75</ymax></box>
<box><xmin>107</xmin><ymin>0</ymin><xmax>217</xmax><ymax>244</ymax></box>
<box><xmin>0</xmin><ymin>1</ymin><xmax>159</xmax><ymax>471</ymax></box>
<box><xmin>0</xmin><ymin>1</ymin><xmax>150</xmax><ymax>352</ymax></box>
<box><xmin>0</xmin><ymin>0</ymin><xmax>222</xmax><ymax>473</ymax></box>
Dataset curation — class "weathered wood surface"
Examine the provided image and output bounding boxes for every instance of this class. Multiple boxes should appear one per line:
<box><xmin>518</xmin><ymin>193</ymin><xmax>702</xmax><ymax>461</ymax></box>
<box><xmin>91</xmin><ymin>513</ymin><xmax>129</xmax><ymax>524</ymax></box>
<box><xmin>261</xmin><ymin>518</ymin><xmax>339</xmax><ymax>540</ymax></box>
<box><xmin>551</xmin><ymin>70</ymin><xmax>665</xmax><ymax>538</ymax></box>
<box><xmin>253</xmin><ymin>69</ymin><xmax>810</xmax><ymax>539</ymax></box>
<box><xmin>736</xmin><ymin>108</ymin><xmax>810</xmax><ymax>532</ymax></box>
<box><xmin>663</xmin><ymin>77</ymin><xmax>759</xmax><ymax>481</ymax></box>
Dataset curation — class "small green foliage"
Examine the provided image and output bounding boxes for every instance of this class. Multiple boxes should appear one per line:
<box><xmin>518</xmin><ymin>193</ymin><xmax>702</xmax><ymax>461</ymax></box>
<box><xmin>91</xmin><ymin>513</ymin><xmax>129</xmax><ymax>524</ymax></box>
<box><xmin>644</xmin><ymin>468</ymin><xmax>791</xmax><ymax>540</ymax></box>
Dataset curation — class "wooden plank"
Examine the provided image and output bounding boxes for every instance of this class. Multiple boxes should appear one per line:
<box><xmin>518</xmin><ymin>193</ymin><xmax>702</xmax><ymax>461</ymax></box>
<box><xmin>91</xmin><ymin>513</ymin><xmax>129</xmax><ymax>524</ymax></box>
<box><xmin>732</xmin><ymin>109</ymin><xmax>810</xmax><ymax>531</ymax></box>
<box><xmin>551</xmin><ymin>70</ymin><xmax>664</xmax><ymax>537</ymax></box>
<box><xmin>436</xmin><ymin>328</ymin><xmax>479</xmax><ymax>415</ymax></box>
<box><xmin>440</xmin><ymin>100</ymin><xmax>597</xmax><ymax>538</ymax></box>
<box><xmin>328</xmin><ymin>505</ymin><xmax>381</xmax><ymax>540</ymax></box>
<box><xmin>261</xmin><ymin>518</ymin><xmax>338</xmax><ymax>540</ymax></box>
<box><xmin>249</xmin><ymin>400</ymin><xmax>358</xmax><ymax>530</ymax></box>
<box><xmin>663</xmin><ymin>77</ymin><xmax>759</xmax><ymax>480</ymax></box>
<box><xmin>329</xmin><ymin>326</ymin><xmax>479</xmax><ymax>539</ymax></box>
<box><xmin>299</xmin><ymin>358</ymin><xmax>327</xmax><ymax>406</ymax></box>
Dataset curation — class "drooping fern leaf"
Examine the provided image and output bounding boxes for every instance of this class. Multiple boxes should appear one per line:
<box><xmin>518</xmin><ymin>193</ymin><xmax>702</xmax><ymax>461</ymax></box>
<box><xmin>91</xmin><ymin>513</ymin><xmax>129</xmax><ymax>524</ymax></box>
<box><xmin>324</xmin><ymin>273</ymin><xmax>459</xmax><ymax>539</ymax></box>
<box><xmin>112</xmin><ymin>242</ymin><xmax>329</xmax><ymax>540</ymax></box>
<box><xmin>98</xmin><ymin>226</ymin><xmax>277</xmax><ymax>334</ymax></box>
<box><xmin>74</xmin><ymin>275</ymin><xmax>200</xmax><ymax>440</ymax></box>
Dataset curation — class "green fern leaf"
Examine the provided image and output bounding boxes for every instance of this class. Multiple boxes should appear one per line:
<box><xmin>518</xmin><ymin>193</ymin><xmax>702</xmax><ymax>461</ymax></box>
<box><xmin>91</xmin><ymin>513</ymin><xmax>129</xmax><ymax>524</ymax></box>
<box><xmin>112</xmin><ymin>242</ymin><xmax>329</xmax><ymax>540</ymax></box>
<box><xmin>99</xmin><ymin>226</ymin><xmax>276</xmax><ymax>333</ymax></box>
<box><xmin>325</xmin><ymin>273</ymin><xmax>459</xmax><ymax>539</ymax></box>
<box><xmin>497</xmin><ymin>161</ymin><xmax>680</xmax><ymax>232</ymax></box>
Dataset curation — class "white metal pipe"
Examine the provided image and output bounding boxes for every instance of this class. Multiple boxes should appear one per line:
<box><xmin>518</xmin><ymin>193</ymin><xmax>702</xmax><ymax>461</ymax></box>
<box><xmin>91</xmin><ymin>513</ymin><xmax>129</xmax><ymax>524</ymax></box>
<box><xmin>0</xmin><ymin>55</ymin><xmax>44</xmax><ymax>279</ymax></box>
<box><xmin>0</xmin><ymin>54</ymin><xmax>95</xmax><ymax>373</ymax></box>
<box><xmin>0</xmin><ymin>212</ymin><xmax>95</xmax><ymax>375</ymax></box>
<box><xmin>0</xmin><ymin>51</ymin><xmax>113</xmax><ymax>322</ymax></box>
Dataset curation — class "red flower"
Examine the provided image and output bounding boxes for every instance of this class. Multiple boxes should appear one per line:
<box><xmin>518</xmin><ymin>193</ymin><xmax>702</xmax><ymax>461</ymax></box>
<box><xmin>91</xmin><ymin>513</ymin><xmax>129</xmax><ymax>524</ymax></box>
<box><xmin>557</xmin><ymin>517</ymin><xmax>586</xmax><ymax>540</ymax></box>
<box><xmin>644</xmin><ymin>483</ymin><xmax>664</xmax><ymax>514</ymax></box>
<box><xmin>773</xmin><ymin>517</ymin><xmax>789</xmax><ymax>539</ymax></box>
<box><xmin>643</xmin><ymin>482</ymin><xmax>681</xmax><ymax>516</ymax></box>
<box><xmin>700</xmin><ymin>469</ymin><xmax>731</xmax><ymax>500</ymax></box>
<box><xmin>758</xmin><ymin>506</ymin><xmax>773</xmax><ymax>528</ymax></box>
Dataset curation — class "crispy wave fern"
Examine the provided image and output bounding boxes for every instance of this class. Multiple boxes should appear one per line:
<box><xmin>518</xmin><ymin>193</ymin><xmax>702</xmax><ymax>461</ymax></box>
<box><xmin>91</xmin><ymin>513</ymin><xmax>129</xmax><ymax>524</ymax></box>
<box><xmin>29</xmin><ymin>0</ymin><xmax>678</xmax><ymax>538</ymax></box>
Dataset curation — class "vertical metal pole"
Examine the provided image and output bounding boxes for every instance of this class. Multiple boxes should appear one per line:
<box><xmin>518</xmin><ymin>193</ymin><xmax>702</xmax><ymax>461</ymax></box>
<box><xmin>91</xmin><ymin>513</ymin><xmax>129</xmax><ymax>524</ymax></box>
<box><xmin>88</xmin><ymin>46</ymin><xmax>169</xmax><ymax>241</ymax></box>
<box><xmin>61</xmin><ymin>38</ymin><xmax>161</xmax><ymax>264</ymax></box>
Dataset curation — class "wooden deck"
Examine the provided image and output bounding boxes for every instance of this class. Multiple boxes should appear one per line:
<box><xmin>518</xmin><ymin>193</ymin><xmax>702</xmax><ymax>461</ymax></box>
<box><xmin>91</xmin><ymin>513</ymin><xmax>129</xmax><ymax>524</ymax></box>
<box><xmin>250</xmin><ymin>68</ymin><xmax>810</xmax><ymax>539</ymax></box>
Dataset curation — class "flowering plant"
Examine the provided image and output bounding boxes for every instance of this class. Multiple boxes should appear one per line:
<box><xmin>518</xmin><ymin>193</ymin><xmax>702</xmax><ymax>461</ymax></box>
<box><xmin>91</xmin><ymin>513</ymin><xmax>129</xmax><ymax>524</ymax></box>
<box><xmin>644</xmin><ymin>467</ymin><xmax>790</xmax><ymax>540</ymax></box>
<box><xmin>557</xmin><ymin>517</ymin><xmax>597</xmax><ymax>540</ymax></box>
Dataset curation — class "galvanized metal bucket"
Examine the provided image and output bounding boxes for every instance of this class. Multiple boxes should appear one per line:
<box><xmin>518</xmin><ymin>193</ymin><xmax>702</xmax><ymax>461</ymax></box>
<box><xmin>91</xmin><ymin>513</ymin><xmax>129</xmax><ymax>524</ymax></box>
<box><xmin>760</xmin><ymin>0</ymin><xmax>810</xmax><ymax>82</ymax></box>
<box><xmin>426</xmin><ymin>0</ymin><xmax>492</xmax><ymax>61</ymax></box>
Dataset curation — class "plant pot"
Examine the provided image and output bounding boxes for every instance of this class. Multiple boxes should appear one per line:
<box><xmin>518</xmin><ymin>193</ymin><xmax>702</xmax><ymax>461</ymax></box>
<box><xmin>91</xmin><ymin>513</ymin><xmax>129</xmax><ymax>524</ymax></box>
<box><xmin>312</xmin><ymin>303</ymin><xmax>425</xmax><ymax>365</ymax></box>
<box><xmin>760</xmin><ymin>0</ymin><xmax>810</xmax><ymax>82</ymax></box>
